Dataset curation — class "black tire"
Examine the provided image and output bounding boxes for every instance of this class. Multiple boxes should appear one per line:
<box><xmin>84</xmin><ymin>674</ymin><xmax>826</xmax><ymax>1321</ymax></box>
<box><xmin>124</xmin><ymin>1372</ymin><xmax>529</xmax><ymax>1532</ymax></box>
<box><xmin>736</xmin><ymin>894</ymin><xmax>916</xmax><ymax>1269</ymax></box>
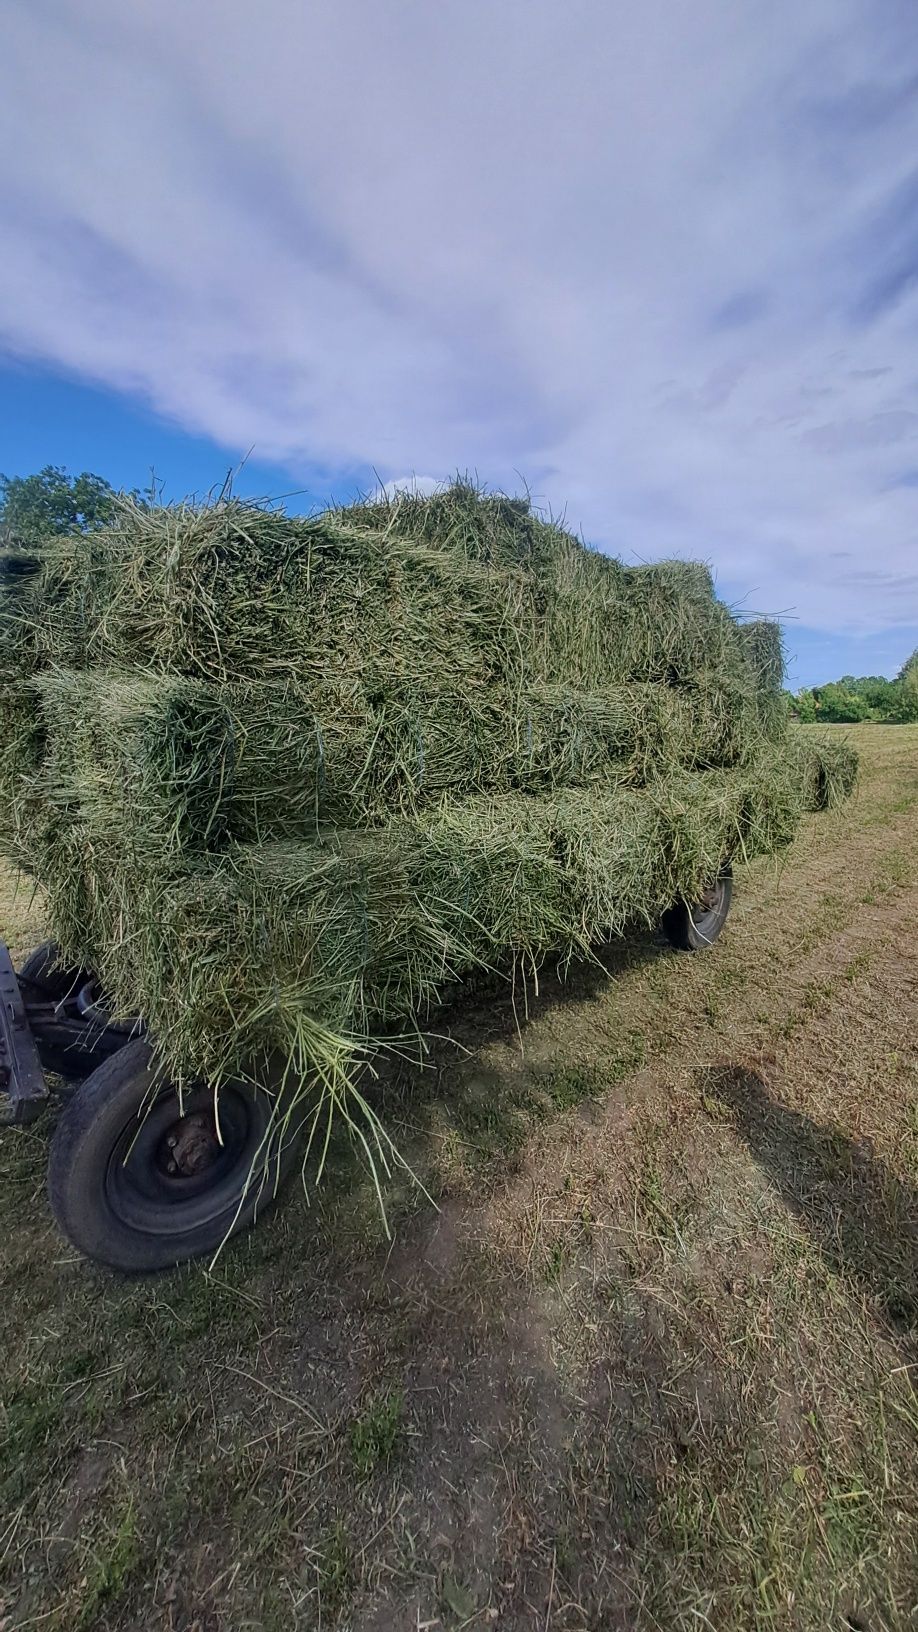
<box><xmin>18</xmin><ymin>941</ymin><xmax>87</xmax><ymax>1003</ymax></box>
<box><xmin>48</xmin><ymin>1040</ymin><xmax>301</xmax><ymax>1272</ymax></box>
<box><xmin>662</xmin><ymin>866</ymin><xmax>733</xmax><ymax>951</ymax></box>
<box><xmin>18</xmin><ymin>942</ymin><xmax>135</xmax><ymax>1080</ymax></box>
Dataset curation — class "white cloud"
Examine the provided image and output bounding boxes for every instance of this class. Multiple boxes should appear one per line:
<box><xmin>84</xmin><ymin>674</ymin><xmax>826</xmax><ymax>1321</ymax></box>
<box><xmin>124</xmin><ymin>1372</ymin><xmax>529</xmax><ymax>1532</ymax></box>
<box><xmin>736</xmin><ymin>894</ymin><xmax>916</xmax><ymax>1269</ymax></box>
<box><xmin>378</xmin><ymin>476</ymin><xmax>442</xmax><ymax>501</ymax></box>
<box><xmin>0</xmin><ymin>0</ymin><xmax>917</xmax><ymax>632</ymax></box>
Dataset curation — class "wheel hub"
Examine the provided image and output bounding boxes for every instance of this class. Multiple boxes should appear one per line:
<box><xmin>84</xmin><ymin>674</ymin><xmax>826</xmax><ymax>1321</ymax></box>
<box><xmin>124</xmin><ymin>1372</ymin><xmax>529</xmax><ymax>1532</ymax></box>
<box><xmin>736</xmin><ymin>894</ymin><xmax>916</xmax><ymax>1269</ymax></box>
<box><xmin>164</xmin><ymin>1112</ymin><xmax>220</xmax><ymax>1177</ymax></box>
<box><xmin>693</xmin><ymin>881</ymin><xmax>722</xmax><ymax>915</ymax></box>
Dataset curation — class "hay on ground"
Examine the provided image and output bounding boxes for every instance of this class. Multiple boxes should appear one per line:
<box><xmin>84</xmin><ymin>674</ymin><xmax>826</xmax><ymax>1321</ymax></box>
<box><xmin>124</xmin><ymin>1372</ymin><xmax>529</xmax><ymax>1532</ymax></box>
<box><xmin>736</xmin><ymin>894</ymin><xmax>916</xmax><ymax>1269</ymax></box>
<box><xmin>788</xmin><ymin>730</ymin><xmax>859</xmax><ymax>812</ymax></box>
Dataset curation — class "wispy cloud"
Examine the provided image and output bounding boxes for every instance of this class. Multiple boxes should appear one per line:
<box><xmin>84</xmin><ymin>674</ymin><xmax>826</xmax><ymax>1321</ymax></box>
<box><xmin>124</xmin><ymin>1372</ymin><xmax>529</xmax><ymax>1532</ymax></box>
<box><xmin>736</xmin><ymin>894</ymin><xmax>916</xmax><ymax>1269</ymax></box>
<box><xmin>1</xmin><ymin>0</ymin><xmax>916</xmax><ymax>632</ymax></box>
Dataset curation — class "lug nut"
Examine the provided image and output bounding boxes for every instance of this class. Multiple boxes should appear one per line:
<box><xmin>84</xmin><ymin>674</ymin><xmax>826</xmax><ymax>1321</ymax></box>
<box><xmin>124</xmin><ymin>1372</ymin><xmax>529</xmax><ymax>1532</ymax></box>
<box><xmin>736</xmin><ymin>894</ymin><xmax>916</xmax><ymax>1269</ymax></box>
<box><xmin>167</xmin><ymin>1159</ymin><xmax>178</xmax><ymax>1175</ymax></box>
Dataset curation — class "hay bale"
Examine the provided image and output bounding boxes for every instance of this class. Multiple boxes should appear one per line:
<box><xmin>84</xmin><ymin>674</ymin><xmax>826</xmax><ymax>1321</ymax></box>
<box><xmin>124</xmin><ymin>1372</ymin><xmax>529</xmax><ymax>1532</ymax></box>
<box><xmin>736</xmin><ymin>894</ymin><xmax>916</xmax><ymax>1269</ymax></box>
<box><xmin>19</xmin><ymin>495</ymin><xmax>755</xmax><ymax>696</ymax></box>
<box><xmin>42</xmin><ymin>753</ymin><xmax>805</xmax><ymax>1090</ymax></box>
<box><xmin>0</xmin><ymin>551</ymin><xmax>47</xmax><ymax>683</ymax></box>
<box><xmin>738</xmin><ymin>619</ymin><xmax>785</xmax><ymax>694</ymax></box>
<box><xmin>0</xmin><ymin>482</ymin><xmax>858</xmax><ymax>1171</ymax></box>
<box><xmin>0</xmin><ymin>680</ymin><xmax>46</xmax><ymax>870</ymax></box>
<box><xmin>29</xmin><ymin>665</ymin><xmax>771</xmax><ymax>863</ymax></box>
<box><xmin>25</xmin><ymin>501</ymin><xmax>542</xmax><ymax>690</ymax></box>
<box><xmin>47</xmin><ymin>786</ymin><xmax>661</xmax><ymax>1081</ymax></box>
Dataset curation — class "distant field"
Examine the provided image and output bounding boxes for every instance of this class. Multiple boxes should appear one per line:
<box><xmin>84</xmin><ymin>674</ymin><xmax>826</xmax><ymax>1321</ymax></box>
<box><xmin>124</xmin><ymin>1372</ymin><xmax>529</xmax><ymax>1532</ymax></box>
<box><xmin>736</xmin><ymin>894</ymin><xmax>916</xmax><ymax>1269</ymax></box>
<box><xmin>1</xmin><ymin>723</ymin><xmax>916</xmax><ymax>1632</ymax></box>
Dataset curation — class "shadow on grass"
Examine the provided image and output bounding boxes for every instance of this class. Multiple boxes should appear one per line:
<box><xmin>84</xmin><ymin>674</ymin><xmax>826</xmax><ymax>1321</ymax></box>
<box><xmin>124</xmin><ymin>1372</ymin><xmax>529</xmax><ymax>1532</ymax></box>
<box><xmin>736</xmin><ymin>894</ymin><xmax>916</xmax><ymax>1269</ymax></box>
<box><xmin>409</xmin><ymin>923</ymin><xmax>671</xmax><ymax>1055</ymax></box>
<box><xmin>704</xmin><ymin>1064</ymin><xmax>918</xmax><ymax>1340</ymax></box>
<box><xmin>362</xmin><ymin>928</ymin><xmax>672</xmax><ymax>1170</ymax></box>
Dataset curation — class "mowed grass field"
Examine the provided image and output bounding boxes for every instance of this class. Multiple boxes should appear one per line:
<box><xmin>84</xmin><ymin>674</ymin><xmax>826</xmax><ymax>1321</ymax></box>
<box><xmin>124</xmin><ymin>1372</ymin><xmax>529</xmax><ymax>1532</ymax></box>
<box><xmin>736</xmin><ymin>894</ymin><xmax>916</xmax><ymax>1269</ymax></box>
<box><xmin>1</xmin><ymin>724</ymin><xmax>916</xmax><ymax>1632</ymax></box>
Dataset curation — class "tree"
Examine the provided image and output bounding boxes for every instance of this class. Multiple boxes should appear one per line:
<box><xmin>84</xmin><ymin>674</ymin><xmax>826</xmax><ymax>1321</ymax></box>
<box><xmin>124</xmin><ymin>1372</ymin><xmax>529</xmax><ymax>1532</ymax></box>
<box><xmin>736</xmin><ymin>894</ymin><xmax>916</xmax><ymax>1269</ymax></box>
<box><xmin>897</xmin><ymin>647</ymin><xmax>918</xmax><ymax>688</ymax></box>
<box><xmin>792</xmin><ymin>687</ymin><xmax>818</xmax><ymax>722</ymax></box>
<box><xmin>886</xmin><ymin>648</ymin><xmax>918</xmax><ymax>720</ymax></box>
<box><xmin>849</xmin><ymin>675</ymin><xmax>896</xmax><ymax>711</ymax></box>
<box><xmin>794</xmin><ymin>648</ymin><xmax>918</xmax><ymax>725</ymax></box>
<box><xmin>885</xmin><ymin>685</ymin><xmax>918</xmax><ymax>723</ymax></box>
<box><xmin>0</xmin><ymin>465</ymin><xmax>118</xmax><ymax>546</ymax></box>
<box><xmin>813</xmin><ymin>681</ymin><xmax>872</xmax><ymax>723</ymax></box>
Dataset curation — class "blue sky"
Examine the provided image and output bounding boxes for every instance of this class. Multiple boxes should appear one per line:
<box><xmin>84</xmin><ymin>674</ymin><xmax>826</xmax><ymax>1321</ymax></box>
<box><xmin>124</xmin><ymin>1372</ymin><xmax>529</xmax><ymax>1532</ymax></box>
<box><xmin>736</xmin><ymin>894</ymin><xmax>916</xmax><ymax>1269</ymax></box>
<box><xmin>1</xmin><ymin>0</ymin><xmax>917</xmax><ymax>689</ymax></box>
<box><xmin>0</xmin><ymin>361</ymin><xmax>362</xmax><ymax>512</ymax></box>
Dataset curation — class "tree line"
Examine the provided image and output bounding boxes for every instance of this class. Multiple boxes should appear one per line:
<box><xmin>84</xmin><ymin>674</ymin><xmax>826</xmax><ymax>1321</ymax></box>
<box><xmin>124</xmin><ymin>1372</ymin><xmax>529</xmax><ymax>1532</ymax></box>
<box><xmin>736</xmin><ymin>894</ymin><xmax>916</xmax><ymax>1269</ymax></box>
<box><xmin>788</xmin><ymin>657</ymin><xmax>918</xmax><ymax>725</ymax></box>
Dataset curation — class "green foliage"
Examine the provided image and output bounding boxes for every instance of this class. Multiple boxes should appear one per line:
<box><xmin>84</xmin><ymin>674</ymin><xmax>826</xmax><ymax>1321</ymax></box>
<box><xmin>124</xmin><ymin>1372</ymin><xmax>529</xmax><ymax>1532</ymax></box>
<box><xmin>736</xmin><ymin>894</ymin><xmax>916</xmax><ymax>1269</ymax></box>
<box><xmin>884</xmin><ymin>684</ymin><xmax>918</xmax><ymax>724</ymax></box>
<box><xmin>814</xmin><ymin>681</ymin><xmax>873</xmax><ymax>723</ymax></box>
<box><xmin>850</xmin><ymin>675</ymin><xmax>898</xmax><ymax>711</ymax></box>
<box><xmin>349</xmin><ymin>1389</ymin><xmax>403</xmax><ymax>1477</ymax></box>
<box><xmin>0</xmin><ymin>464</ymin><xmax>119</xmax><ymax>545</ymax></box>
<box><xmin>792</xmin><ymin>653</ymin><xmax>918</xmax><ymax>725</ymax></box>
<box><xmin>896</xmin><ymin>647</ymin><xmax>918</xmax><ymax>685</ymax></box>
<box><xmin>891</xmin><ymin>650</ymin><xmax>918</xmax><ymax>720</ymax></box>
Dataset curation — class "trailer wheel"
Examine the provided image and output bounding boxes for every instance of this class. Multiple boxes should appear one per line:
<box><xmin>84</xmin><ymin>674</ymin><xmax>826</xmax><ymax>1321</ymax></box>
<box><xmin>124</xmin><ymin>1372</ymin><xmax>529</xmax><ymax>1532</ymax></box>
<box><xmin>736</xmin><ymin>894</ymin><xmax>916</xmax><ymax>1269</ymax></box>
<box><xmin>48</xmin><ymin>1040</ymin><xmax>300</xmax><ymax>1272</ymax></box>
<box><xmin>18</xmin><ymin>942</ymin><xmax>136</xmax><ymax>1080</ymax></box>
<box><xmin>18</xmin><ymin>941</ymin><xmax>87</xmax><ymax>1002</ymax></box>
<box><xmin>662</xmin><ymin>866</ymin><xmax>733</xmax><ymax>951</ymax></box>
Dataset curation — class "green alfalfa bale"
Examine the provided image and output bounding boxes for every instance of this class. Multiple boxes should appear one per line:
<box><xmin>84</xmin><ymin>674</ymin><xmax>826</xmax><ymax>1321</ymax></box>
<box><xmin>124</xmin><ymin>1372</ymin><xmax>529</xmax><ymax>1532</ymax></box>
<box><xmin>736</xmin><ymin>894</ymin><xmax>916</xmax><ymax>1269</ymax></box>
<box><xmin>515</xmin><ymin>684</ymin><xmax>662</xmax><ymax>787</ymax></box>
<box><xmin>536</xmin><ymin>551</ymin><xmax>741</xmax><ymax>689</ymax></box>
<box><xmin>0</xmin><ymin>552</ymin><xmax>50</xmax><ymax>682</ymax></box>
<box><xmin>738</xmin><ymin>618</ymin><xmax>786</xmax><ymax>733</ymax></box>
<box><xmin>19</xmin><ymin>488</ymin><xmax>757</xmax><ymax>700</ymax></box>
<box><xmin>738</xmin><ymin>619</ymin><xmax>785</xmax><ymax>694</ymax></box>
<box><xmin>32</xmin><ymin>663</ymin><xmax>769</xmax><ymax>878</ymax></box>
<box><xmin>1</xmin><ymin>536</ymin><xmax>106</xmax><ymax>679</ymax></box>
<box><xmin>353</xmin><ymin>488</ymin><xmax>730</xmax><ymax>681</ymax></box>
<box><xmin>34</xmin><ymin>668</ymin><xmax>334</xmax><ymax>855</ymax></box>
<box><xmin>59</xmin><ymin>829</ymin><xmax>417</xmax><ymax>1087</ymax></box>
<box><xmin>27</xmin><ymin>499</ymin><xmax>542</xmax><ymax>694</ymax></box>
<box><xmin>818</xmin><ymin>737</ymin><xmax>859</xmax><ymax>807</ymax></box>
<box><xmin>0</xmin><ymin>680</ymin><xmax>47</xmax><ymax>869</ymax></box>
<box><xmin>0</xmin><ymin>680</ymin><xmax>44</xmax><ymax>797</ymax></box>
<box><xmin>59</xmin><ymin>768</ymin><xmax>775</xmax><ymax>1095</ymax></box>
<box><xmin>617</xmin><ymin>561</ymin><xmax>739</xmax><ymax>682</ymax></box>
<box><xmin>517</xmin><ymin>679</ymin><xmax>759</xmax><ymax>781</ymax></box>
<box><xmin>724</xmin><ymin>732</ymin><xmax>859</xmax><ymax>861</ymax></box>
<box><xmin>33</xmin><ymin>668</ymin><xmax>508</xmax><ymax>851</ymax></box>
<box><xmin>342</xmin><ymin>480</ymin><xmax>559</xmax><ymax>570</ymax></box>
<box><xmin>733</xmin><ymin>753</ymin><xmax>807</xmax><ymax>858</ymax></box>
<box><xmin>664</xmin><ymin>677</ymin><xmax>758</xmax><ymax>769</ymax></box>
<box><xmin>30</xmin><ymin>801</ymin><xmax>109</xmax><ymax>966</ymax></box>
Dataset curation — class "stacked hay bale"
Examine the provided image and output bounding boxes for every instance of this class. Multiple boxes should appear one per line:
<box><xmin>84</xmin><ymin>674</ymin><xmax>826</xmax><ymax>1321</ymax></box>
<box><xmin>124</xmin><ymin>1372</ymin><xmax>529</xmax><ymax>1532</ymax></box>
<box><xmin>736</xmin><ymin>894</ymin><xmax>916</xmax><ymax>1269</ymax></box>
<box><xmin>0</xmin><ymin>483</ymin><xmax>856</xmax><ymax>1101</ymax></box>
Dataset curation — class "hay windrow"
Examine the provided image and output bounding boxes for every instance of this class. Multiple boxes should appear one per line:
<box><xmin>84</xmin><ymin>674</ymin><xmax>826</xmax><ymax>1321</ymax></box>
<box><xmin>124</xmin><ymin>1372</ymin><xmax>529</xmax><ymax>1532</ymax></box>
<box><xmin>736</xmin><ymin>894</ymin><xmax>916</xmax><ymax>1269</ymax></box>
<box><xmin>0</xmin><ymin>483</ymin><xmax>858</xmax><ymax>1198</ymax></box>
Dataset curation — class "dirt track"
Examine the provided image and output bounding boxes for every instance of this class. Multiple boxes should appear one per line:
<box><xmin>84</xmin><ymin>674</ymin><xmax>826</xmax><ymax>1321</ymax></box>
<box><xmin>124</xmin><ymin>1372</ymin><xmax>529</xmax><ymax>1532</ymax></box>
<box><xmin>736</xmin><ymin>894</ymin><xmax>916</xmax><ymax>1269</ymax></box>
<box><xmin>1</xmin><ymin>724</ymin><xmax>916</xmax><ymax>1631</ymax></box>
